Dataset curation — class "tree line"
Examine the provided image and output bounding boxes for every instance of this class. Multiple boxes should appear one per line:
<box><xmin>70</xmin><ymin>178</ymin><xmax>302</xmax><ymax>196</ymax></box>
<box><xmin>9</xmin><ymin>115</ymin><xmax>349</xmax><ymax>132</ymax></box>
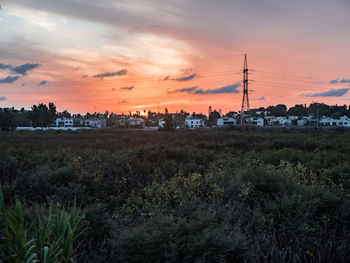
<box><xmin>1</xmin><ymin>102</ymin><xmax>350</xmax><ymax>130</ymax></box>
<box><xmin>250</xmin><ymin>103</ymin><xmax>350</xmax><ymax>118</ymax></box>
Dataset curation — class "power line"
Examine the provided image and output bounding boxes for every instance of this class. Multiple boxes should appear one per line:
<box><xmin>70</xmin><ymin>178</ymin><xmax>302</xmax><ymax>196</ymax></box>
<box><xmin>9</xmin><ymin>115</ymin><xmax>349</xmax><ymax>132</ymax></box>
<box><xmin>251</xmin><ymin>80</ymin><xmax>320</xmax><ymax>90</ymax></box>
<box><xmin>251</xmin><ymin>70</ymin><xmax>332</xmax><ymax>83</ymax></box>
<box><xmin>251</xmin><ymin>72</ymin><xmax>327</xmax><ymax>83</ymax></box>
<box><xmin>248</xmin><ymin>53</ymin><xmax>350</xmax><ymax>70</ymax></box>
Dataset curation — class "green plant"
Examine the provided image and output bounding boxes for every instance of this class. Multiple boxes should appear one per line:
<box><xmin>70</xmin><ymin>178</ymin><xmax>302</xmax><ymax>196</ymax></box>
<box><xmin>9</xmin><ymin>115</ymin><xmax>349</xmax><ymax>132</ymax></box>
<box><xmin>0</xmin><ymin>185</ymin><xmax>37</xmax><ymax>262</ymax></box>
<box><xmin>0</xmin><ymin>184</ymin><xmax>84</xmax><ymax>263</ymax></box>
<box><xmin>34</xmin><ymin>202</ymin><xmax>83</xmax><ymax>263</ymax></box>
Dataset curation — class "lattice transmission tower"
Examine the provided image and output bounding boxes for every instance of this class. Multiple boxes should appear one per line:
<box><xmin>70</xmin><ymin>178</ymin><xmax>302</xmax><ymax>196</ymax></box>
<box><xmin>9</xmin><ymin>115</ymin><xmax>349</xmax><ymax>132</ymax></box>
<box><xmin>241</xmin><ymin>54</ymin><xmax>250</xmax><ymax>114</ymax></box>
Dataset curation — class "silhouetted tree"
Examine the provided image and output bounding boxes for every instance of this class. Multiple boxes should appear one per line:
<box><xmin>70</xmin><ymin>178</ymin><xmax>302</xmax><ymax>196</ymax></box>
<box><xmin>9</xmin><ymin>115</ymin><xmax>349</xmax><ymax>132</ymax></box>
<box><xmin>16</xmin><ymin>111</ymin><xmax>30</xmax><ymax>127</ymax></box>
<box><xmin>48</xmin><ymin>102</ymin><xmax>56</xmax><ymax>120</ymax></box>
<box><xmin>208</xmin><ymin>106</ymin><xmax>213</xmax><ymax>117</ymax></box>
<box><xmin>57</xmin><ymin>110</ymin><xmax>71</xmax><ymax>118</ymax></box>
<box><xmin>208</xmin><ymin>110</ymin><xmax>221</xmax><ymax>126</ymax></box>
<box><xmin>267</xmin><ymin>104</ymin><xmax>287</xmax><ymax>116</ymax></box>
<box><xmin>288</xmin><ymin>104</ymin><xmax>308</xmax><ymax>116</ymax></box>
<box><xmin>29</xmin><ymin>103</ymin><xmax>51</xmax><ymax>128</ymax></box>
<box><xmin>308</xmin><ymin>103</ymin><xmax>330</xmax><ymax>117</ymax></box>
<box><xmin>0</xmin><ymin>110</ymin><xmax>17</xmax><ymax>130</ymax></box>
<box><xmin>162</xmin><ymin>114</ymin><xmax>175</xmax><ymax>131</ymax></box>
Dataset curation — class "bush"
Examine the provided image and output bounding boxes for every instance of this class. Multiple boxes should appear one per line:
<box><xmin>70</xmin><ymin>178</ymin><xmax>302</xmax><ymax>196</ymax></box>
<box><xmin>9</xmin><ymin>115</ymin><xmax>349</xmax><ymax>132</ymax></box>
<box><xmin>126</xmin><ymin>172</ymin><xmax>223</xmax><ymax>214</ymax></box>
<box><xmin>115</xmin><ymin>209</ymin><xmax>246</xmax><ymax>262</ymax></box>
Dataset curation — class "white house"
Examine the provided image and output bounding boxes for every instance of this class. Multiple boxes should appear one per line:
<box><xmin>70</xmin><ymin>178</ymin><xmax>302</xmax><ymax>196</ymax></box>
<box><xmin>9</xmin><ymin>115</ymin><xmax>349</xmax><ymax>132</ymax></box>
<box><xmin>248</xmin><ymin>117</ymin><xmax>264</xmax><ymax>127</ymax></box>
<box><xmin>297</xmin><ymin>119</ymin><xmax>307</xmax><ymax>126</ymax></box>
<box><xmin>273</xmin><ymin>117</ymin><xmax>293</xmax><ymax>126</ymax></box>
<box><xmin>297</xmin><ymin>115</ymin><xmax>317</xmax><ymax>126</ymax></box>
<box><xmin>114</xmin><ymin>116</ymin><xmax>144</xmax><ymax>127</ymax></box>
<box><xmin>217</xmin><ymin>117</ymin><xmax>237</xmax><ymax>126</ymax></box>
<box><xmin>55</xmin><ymin>118</ymin><xmax>74</xmax><ymax>127</ymax></box>
<box><xmin>114</xmin><ymin>115</ymin><xmax>128</xmax><ymax>126</ymax></box>
<box><xmin>338</xmin><ymin>116</ymin><xmax>350</xmax><ymax>127</ymax></box>
<box><xmin>85</xmin><ymin>118</ymin><xmax>106</xmax><ymax>128</ymax></box>
<box><xmin>320</xmin><ymin>116</ymin><xmax>338</xmax><ymax>126</ymax></box>
<box><xmin>289</xmin><ymin>116</ymin><xmax>299</xmax><ymax>121</ymax></box>
<box><xmin>185</xmin><ymin>116</ymin><xmax>204</xmax><ymax>129</ymax></box>
<box><xmin>313</xmin><ymin>116</ymin><xmax>350</xmax><ymax>127</ymax></box>
<box><xmin>158</xmin><ymin>119</ymin><xmax>166</xmax><ymax>128</ymax></box>
<box><xmin>264</xmin><ymin>116</ymin><xmax>275</xmax><ymax>125</ymax></box>
<box><xmin>128</xmin><ymin>117</ymin><xmax>145</xmax><ymax>127</ymax></box>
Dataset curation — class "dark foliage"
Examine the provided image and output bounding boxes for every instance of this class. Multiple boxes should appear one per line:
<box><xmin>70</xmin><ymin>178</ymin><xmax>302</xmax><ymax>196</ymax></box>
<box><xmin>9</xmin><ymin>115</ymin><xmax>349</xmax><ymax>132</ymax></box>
<box><xmin>1</xmin><ymin>128</ymin><xmax>350</xmax><ymax>262</ymax></box>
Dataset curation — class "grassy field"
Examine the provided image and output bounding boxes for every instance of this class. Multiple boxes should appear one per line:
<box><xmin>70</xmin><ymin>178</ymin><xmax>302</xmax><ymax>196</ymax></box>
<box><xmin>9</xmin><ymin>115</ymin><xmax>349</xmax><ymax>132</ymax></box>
<box><xmin>1</xmin><ymin>127</ymin><xmax>350</xmax><ymax>262</ymax></box>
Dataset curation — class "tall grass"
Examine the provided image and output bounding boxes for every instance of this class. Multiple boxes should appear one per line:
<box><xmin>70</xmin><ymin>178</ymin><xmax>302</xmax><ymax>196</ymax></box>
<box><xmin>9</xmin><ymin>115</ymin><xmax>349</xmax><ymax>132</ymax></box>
<box><xmin>0</xmin><ymin>184</ymin><xmax>83</xmax><ymax>263</ymax></box>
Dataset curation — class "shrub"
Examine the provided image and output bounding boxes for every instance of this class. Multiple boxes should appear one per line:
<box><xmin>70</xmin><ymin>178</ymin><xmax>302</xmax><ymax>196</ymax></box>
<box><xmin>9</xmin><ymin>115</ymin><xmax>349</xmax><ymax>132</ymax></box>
<box><xmin>115</xmin><ymin>209</ymin><xmax>246</xmax><ymax>262</ymax></box>
<box><xmin>126</xmin><ymin>172</ymin><xmax>223</xmax><ymax>214</ymax></box>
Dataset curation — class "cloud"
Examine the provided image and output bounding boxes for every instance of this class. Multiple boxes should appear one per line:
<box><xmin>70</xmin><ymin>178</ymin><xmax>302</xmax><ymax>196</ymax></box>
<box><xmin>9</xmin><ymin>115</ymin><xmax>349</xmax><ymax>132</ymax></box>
<box><xmin>330</xmin><ymin>78</ymin><xmax>340</xmax><ymax>84</ymax></box>
<box><xmin>7</xmin><ymin>0</ymin><xmax>297</xmax><ymax>49</ymax></box>
<box><xmin>330</xmin><ymin>78</ymin><xmax>350</xmax><ymax>84</ymax></box>
<box><xmin>194</xmin><ymin>83</ymin><xmax>240</xmax><ymax>94</ymax></box>
<box><xmin>168</xmin><ymin>86</ymin><xmax>199</xmax><ymax>94</ymax></box>
<box><xmin>167</xmin><ymin>83</ymin><xmax>240</xmax><ymax>95</ymax></box>
<box><xmin>163</xmin><ymin>76</ymin><xmax>170</xmax><ymax>81</ymax></box>
<box><xmin>253</xmin><ymin>96</ymin><xmax>266</xmax><ymax>101</ymax></box>
<box><xmin>121</xmin><ymin>86</ymin><xmax>134</xmax><ymax>90</ymax></box>
<box><xmin>93</xmin><ymin>69</ymin><xmax>127</xmax><ymax>78</ymax></box>
<box><xmin>0</xmin><ymin>96</ymin><xmax>7</xmax><ymax>101</ymax></box>
<box><xmin>303</xmin><ymin>88</ymin><xmax>349</xmax><ymax>97</ymax></box>
<box><xmin>0</xmin><ymin>62</ymin><xmax>41</xmax><ymax>76</ymax></box>
<box><xmin>82</xmin><ymin>74</ymin><xmax>89</xmax><ymax>78</ymax></box>
<box><xmin>10</xmin><ymin>63</ymin><xmax>41</xmax><ymax>75</ymax></box>
<box><xmin>38</xmin><ymin>80</ymin><xmax>47</xmax><ymax>86</ymax></box>
<box><xmin>0</xmin><ymin>75</ymin><xmax>20</xmax><ymax>84</ymax></box>
<box><xmin>175</xmin><ymin>73</ymin><xmax>197</xmax><ymax>81</ymax></box>
<box><xmin>120</xmin><ymin>99</ymin><xmax>127</xmax><ymax>104</ymax></box>
<box><xmin>0</xmin><ymin>63</ymin><xmax>10</xmax><ymax>69</ymax></box>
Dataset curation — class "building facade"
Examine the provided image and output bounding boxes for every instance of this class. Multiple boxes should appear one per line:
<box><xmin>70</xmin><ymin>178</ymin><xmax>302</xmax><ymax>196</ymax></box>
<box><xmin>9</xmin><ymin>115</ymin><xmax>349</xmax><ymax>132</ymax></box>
<box><xmin>84</xmin><ymin>118</ymin><xmax>107</xmax><ymax>128</ymax></box>
<box><xmin>217</xmin><ymin>117</ymin><xmax>237</xmax><ymax>126</ymax></box>
<box><xmin>248</xmin><ymin>117</ymin><xmax>264</xmax><ymax>127</ymax></box>
<box><xmin>55</xmin><ymin>118</ymin><xmax>74</xmax><ymax>127</ymax></box>
<box><xmin>185</xmin><ymin>117</ymin><xmax>204</xmax><ymax>129</ymax></box>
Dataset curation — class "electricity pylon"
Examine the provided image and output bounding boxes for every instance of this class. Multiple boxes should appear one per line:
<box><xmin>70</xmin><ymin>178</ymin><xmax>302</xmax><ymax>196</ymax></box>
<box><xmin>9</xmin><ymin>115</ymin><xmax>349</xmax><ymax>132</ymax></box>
<box><xmin>241</xmin><ymin>54</ymin><xmax>250</xmax><ymax>115</ymax></box>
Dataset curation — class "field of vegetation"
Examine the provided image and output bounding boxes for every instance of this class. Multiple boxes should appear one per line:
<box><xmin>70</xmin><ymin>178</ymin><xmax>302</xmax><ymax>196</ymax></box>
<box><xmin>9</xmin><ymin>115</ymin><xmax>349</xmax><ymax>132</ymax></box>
<box><xmin>1</xmin><ymin>127</ymin><xmax>350</xmax><ymax>262</ymax></box>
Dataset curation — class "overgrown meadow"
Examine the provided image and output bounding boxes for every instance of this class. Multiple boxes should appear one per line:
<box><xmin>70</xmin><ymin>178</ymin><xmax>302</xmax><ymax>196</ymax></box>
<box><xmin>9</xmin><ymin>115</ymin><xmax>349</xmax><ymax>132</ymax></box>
<box><xmin>1</xmin><ymin>127</ymin><xmax>350</xmax><ymax>262</ymax></box>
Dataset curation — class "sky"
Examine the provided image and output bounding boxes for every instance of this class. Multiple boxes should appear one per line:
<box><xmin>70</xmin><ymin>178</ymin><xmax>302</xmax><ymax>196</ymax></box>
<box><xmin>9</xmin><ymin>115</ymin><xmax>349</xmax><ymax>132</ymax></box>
<box><xmin>1</xmin><ymin>0</ymin><xmax>350</xmax><ymax>114</ymax></box>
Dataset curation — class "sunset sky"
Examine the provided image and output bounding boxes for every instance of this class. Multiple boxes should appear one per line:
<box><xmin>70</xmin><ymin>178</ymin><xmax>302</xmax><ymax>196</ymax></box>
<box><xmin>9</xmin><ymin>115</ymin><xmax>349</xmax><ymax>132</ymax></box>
<box><xmin>1</xmin><ymin>0</ymin><xmax>350</xmax><ymax>114</ymax></box>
